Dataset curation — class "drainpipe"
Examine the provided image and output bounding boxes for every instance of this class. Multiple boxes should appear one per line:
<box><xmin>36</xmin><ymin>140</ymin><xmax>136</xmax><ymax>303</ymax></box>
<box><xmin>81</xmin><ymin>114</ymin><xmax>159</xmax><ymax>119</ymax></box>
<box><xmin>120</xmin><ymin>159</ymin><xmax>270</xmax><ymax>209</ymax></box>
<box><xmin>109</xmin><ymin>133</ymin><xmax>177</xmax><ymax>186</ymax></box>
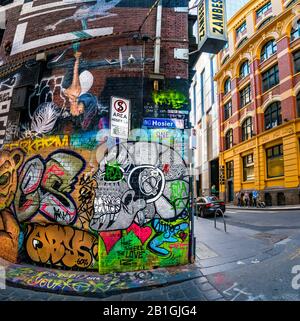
<box><xmin>154</xmin><ymin>0</ymin><xmax>162</xmax><ymax>75</ymax></box>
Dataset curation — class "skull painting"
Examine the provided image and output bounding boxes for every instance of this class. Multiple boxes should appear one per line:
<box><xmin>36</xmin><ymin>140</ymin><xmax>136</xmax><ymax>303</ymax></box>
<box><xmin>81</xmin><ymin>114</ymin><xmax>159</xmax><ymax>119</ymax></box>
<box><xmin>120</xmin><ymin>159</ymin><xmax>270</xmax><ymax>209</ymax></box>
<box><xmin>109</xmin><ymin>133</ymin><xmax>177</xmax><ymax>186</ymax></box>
<box><xmin>91</xmin><ymin>142</ymin><xmax>189</xmax><ymax>232</ymax></box>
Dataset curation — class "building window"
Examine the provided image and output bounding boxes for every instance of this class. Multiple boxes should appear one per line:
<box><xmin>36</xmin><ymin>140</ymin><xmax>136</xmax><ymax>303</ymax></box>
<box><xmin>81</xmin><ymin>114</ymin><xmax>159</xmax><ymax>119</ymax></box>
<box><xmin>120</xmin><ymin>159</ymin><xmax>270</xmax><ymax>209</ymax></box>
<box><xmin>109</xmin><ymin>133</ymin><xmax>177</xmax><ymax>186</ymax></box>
<box><xmin>225</xmin><ymin>129</ymin><xmax>233</xmax><ymax>150</ymax></box>
<box><xmin>237</xmin><ymin>37</ymin><xmax>248</xmax><ymax>48</ymax></box>
<box><xmin>242</xmin><ymin>117</ymin><xmax>253</xmax><ymax>141</ymax></box>
<box><xmin>291</xmin><ymin>19</ymin><xmax>300</xmax><ymax>42</ymax></box>
<box><xmin>224</xmin><ymin>100</ymin><xmax>232</xmax><ymax>120</ymax></box>
<box><xmin>256</xmin><ymin>1</ymin><xmax>272</xmax><ymax>18</ymax></box>
<box><xmin>240</xmin><ymin>60</ymin><xmax>250</xmax><ymax>78</ymax></box>
<box><xmin>200</xmin><ymin>69</ymin><xmax>205</xmax><ymax>117</ymax></box>
<box><xmin>266</xmin><ymin>144</ymin><xmax>284</xmax><ymax>178</ymax></box>
<box><xmin>243</xmin><ymin>154</ymin><xmax>254</xmax><ymax>181</ymax></box>
<box><xmin>236</xmin><ymin>21</ymin><xmax>246</xmax><ymax>37</ymax></box>
<box><xmin>239</xmin><ymin>85</ymin><xmax>251</xmax><ymax>108</ymax></box>
<box><xmin>224</xmin><ymin>78</ymin><xmax>231</xmax><ymax>94</ymax></box>
<box><xmin>226</xmin><ymin>161</ymin><xmax>234</xmax><ymax>179</ymax></box>
<box><xmin>264</xmin><ymin>101</ymin><xmax>282</xmax><ymax>130</ymax></box>
<box><xmin>297</xmin><ymin>92</ymin><xmax>300</xmax><ymax>117</ymax></box>
<box><xmin>210</xmin><ymin>56</ymin><xmax>216</xmax><ymax>105</ymax></box>
<box><xmin>260</xmin><ymin>40</ymin><xmax>277</xmax><ymax>62</ymax></box>
<box><xmin>257</xmin><ymin>17</ymin><xmax>273</xmax><ymax>30</ymax></box>
<box><xmin>262</xmin><ymin>64</ymin><xmax>279</xmax><ymax>92</ymax></box>
<box><xmin>293</xmin><ymin>50</ymin><xmax>300</xmax><ymax>73</ymax></box>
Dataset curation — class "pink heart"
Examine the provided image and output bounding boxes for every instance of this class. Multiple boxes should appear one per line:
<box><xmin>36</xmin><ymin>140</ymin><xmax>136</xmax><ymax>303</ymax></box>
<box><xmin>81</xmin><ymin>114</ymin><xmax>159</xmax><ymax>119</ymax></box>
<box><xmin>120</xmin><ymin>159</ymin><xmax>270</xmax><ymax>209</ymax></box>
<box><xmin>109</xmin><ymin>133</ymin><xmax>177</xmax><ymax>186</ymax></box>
<box><xmin>126</xmin><ymin>223</ymin><xmax>152</xmax><ymax>244</ymax></box>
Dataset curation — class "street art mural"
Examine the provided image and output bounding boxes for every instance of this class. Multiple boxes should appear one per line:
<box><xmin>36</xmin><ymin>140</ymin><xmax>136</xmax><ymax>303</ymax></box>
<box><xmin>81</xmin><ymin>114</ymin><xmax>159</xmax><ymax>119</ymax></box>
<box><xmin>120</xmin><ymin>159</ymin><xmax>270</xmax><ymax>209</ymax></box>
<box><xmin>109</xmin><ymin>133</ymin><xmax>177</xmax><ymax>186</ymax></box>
<box><xmin>0</xmin><ymin>149</ymin><xmax>23</xmax><ymax>262</ymax></box>
<box><xmin>0</xmin><ymin>37</ymin><xmax>190</xmax><ymax>272</ymax></box>
<box><xmin>0</xmin><ymin>136</ymin><xmax>190</xmax><ymax>272</ymax></box>
<box><xmin>25</xmin><ymin>224</ymin><xmax>98</xmax><ymax>269</ymax></box>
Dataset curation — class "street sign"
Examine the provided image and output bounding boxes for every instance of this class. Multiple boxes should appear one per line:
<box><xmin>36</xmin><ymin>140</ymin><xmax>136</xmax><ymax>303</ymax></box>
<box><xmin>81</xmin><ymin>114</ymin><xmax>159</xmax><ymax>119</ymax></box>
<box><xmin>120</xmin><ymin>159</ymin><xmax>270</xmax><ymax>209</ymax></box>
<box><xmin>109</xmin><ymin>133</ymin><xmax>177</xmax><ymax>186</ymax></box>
<box><xmin>143</xmin><ymin>118</ymin><xmax>184</xmax><ymax>129</ymax></box>
<box><xmin>110</xmin><ymin>96</ymin><xmax>130</xmax><ymax>139</ymax></box>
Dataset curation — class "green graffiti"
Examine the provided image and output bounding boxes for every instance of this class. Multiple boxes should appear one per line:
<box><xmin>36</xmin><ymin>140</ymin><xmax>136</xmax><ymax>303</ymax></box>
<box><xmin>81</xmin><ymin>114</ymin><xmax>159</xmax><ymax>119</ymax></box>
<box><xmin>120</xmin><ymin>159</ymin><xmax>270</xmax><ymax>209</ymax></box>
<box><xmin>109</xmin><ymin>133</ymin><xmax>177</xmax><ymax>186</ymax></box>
<box><xmin>104</xmin><ymin>161</ymin><xmax>123</xmax><ymax>181</ymax></box>
<box><xmin>170</xmin><ymin>181</ymin><xmax>188</xmax><ymax>210</ymax></box>
<box><xmin>152</xmin><ymin>90</ymin><xmax>188</xmax><ymax>109</ymax></box>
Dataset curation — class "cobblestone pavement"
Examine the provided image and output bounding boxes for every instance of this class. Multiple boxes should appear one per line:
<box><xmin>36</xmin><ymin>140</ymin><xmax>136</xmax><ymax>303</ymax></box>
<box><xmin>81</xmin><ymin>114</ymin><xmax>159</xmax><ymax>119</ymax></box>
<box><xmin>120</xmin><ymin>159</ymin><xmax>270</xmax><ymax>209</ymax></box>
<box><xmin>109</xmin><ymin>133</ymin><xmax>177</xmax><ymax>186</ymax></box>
<box><xmin>0</xmin><ymin>275</ymin><xmax>226</xmax><ymax>301</ymax></box>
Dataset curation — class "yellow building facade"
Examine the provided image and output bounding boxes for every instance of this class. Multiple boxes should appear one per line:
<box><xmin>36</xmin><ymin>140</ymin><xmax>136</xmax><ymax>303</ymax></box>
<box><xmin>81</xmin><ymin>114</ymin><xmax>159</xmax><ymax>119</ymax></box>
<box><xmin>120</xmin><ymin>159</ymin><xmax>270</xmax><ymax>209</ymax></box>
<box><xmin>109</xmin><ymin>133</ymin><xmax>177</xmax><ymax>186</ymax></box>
<box><xmin>216</xmin><ymin>0</ymin><xmax>300</xmax><ymax>205</ymax></box>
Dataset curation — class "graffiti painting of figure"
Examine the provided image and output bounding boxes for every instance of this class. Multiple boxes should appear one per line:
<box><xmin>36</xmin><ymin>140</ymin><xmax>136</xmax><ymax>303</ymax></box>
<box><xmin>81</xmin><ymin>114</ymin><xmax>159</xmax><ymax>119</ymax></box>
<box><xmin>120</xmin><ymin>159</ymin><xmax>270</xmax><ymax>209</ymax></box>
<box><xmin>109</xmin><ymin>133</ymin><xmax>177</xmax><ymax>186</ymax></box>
<box><xmin>90</xmin><ymin>141</ymin><xmax>189</xmax><ymax>232</ymax></box>
<box><xmin>0</xmin><ymin>150</ymin><xmax>24</xmax><ymax>263</ymax></box>
<box><xmin>20</xmin><ymin>51</ymin><xmax>108</xmax><ymax>138</ymax></box>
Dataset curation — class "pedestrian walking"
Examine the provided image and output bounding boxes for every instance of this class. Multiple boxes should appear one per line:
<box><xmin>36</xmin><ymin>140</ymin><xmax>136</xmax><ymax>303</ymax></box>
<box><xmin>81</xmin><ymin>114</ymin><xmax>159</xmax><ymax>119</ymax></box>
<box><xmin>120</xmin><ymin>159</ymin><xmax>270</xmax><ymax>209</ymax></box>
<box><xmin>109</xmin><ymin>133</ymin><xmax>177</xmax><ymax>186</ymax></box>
<box><xmin>241</xmin><ymin>192</ymin><xmax>245</xmax><ymax>207</ymax></box>
<box><xmin>252</xmin><ymin>190</ymin><xmax>258</xmax><ymax>207</ymax></box>
<box><xmin>236</xmin><ymin>191</ymin><xmax>241</xmax><ymax>207</ymax></box>
<box><xmin>244</xmin><ymin>192</ymin><xmax>249</xmax><ymax>207</ymax></box>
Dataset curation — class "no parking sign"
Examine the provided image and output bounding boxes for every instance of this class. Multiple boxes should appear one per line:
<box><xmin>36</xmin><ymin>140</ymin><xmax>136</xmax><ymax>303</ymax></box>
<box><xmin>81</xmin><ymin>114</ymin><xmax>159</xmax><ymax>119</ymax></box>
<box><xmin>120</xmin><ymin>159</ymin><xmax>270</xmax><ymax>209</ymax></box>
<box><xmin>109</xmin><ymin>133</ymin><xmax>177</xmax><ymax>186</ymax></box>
<box><xmin>110</xmin><ymin>96</ymin><xmax>131</xmax><ymax>139</ymax></box>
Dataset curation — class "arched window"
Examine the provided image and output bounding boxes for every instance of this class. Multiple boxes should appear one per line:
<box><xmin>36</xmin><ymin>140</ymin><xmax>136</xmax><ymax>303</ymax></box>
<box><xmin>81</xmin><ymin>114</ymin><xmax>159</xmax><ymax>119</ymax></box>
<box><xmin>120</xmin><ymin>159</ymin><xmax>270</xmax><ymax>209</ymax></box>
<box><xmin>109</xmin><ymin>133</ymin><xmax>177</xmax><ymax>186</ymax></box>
<box><xmin>242</xmin><ymin>117</ymin><xmax>253</xmax><ymax>141</ymax></box>
<box><xmin>260</xmin><ymin>40</ymin><xmax>277</xmax><ymax>62</ymax></box>
<box><xmin>240</xmin><ymin>60</ymin><xmax>250</xmax><ymax>78</ymax></box>
<box><xmin>291</xmin><ymin>19</ymin><xmax>300</xmax><ymax>42</ymax></box>
<box><xmin>224</xmin><ymin>78</ymin><xmax>231</xmax><ymax>94</ymax></box>
<box><xmin>297</xmin><ymin>92</ymin><xmax>300</xmax><ymax>117</ymax></box>
<box><xmin>264</xmin><ymin>102</ymin><xmax>282</xmax><ymax>130</ymax></box>
<box><xmin>225</xmin><ymin>129</ymin><xmax>233</xmax><ymax>150</ymax></box>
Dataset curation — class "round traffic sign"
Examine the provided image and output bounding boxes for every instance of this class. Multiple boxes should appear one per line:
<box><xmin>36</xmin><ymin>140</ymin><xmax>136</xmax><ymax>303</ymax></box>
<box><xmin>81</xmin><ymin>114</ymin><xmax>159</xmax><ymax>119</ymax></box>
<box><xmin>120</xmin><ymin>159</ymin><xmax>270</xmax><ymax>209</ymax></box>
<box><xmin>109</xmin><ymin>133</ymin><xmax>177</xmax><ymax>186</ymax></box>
<box><xmin>114</xmin><ymin>99</ymin><xmax>128</xmax><ymax>113</ymax></box>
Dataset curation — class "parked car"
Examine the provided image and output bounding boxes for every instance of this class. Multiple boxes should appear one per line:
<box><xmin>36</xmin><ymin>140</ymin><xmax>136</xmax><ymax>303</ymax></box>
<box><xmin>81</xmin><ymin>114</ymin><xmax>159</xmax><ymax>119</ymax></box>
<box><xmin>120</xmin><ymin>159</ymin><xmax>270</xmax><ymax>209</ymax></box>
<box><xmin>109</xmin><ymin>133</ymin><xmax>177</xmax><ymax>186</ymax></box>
<box><xmin>196</xmin><ymin>196</ymin><xmax>226</xmax><ymax>218</ymax></box>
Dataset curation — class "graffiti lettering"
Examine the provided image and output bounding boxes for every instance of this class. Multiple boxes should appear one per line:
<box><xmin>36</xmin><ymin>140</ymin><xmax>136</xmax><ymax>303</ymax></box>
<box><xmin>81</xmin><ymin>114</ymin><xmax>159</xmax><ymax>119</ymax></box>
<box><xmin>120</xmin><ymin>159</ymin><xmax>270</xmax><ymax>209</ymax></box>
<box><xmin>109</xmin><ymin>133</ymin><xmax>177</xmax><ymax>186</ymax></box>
<box><xmin>15</xmin><ymin>150</ymin><xmax>85</xmax><ymax>224</ymax></box>
<box><xmin>25</xmin><ymin>224</ymin><xmax>98</xmax><ymax>269</ymax></box>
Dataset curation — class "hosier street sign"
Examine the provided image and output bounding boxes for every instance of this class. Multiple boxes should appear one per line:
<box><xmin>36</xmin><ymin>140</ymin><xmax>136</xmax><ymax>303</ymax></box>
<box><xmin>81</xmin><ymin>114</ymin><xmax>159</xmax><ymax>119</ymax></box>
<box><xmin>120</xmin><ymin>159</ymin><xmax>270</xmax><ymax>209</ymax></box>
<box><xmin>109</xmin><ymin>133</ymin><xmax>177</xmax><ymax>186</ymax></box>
<box><xmin>198</xmin><ymin>0</ymin><xmax>228</xmax><ymax>54</ymax></box>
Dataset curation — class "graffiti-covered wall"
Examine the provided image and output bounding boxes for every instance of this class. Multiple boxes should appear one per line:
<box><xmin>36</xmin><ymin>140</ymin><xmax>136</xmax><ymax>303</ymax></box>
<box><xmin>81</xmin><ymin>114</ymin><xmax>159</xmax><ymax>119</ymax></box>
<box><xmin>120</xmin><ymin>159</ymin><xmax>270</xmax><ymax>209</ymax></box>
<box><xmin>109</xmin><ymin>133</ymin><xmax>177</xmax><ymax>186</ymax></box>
<box><xmin>0</xmin><ymin>0</ymin><xmax>191</xmax><ymax>274</ymax></box>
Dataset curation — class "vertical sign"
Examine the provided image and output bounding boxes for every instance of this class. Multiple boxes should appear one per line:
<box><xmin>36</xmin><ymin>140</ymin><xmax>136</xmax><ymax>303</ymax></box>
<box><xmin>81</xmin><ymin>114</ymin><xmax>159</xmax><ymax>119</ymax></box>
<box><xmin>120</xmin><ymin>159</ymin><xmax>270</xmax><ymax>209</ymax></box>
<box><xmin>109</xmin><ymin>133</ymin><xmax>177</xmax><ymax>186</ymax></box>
<box><xmin>110</xmin><ymin>96</ymin><xmax>130</xmax><ymax>139</ymax></box>
<box><xmin>198</xmin><ymin>0</ymin><xmax>228</xmax><ymax>54</ymax></box>
<box><xmin>0</xmin><ymin>88</ymin><xmax>13</xmax><ymax>147</ymax></box>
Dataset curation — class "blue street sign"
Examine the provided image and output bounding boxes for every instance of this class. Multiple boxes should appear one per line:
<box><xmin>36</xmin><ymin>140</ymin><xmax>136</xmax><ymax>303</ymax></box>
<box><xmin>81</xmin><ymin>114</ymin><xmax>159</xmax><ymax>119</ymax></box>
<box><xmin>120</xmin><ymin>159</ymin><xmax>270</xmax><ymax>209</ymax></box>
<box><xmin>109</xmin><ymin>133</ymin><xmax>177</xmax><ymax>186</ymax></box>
<box><xmin>143</xmin><ymin>118</ymin><xmax>184</xmax><ymax>129</ymax></box>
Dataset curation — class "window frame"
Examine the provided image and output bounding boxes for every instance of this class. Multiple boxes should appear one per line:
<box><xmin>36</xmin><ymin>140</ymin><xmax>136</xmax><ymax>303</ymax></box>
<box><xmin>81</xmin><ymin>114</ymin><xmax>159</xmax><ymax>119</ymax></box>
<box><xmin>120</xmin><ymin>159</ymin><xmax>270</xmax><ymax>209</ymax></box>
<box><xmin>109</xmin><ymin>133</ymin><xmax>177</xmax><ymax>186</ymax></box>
<box><xmin>262</xmin><ymin>64</ymin><xmax>279</xmax><ymax>92</ymax></box>
<box><xmin>264</xmin><ymin>101</ymin><xmax>282</xmax><ymax>130</ymax></box>
<box><xmin>224</xmin><ymin>100</ymin><xmax>232</xmax><ymax>120</ymax></box>
<box><xmin>266</xmin><ymin>144</ymin><xmax>284</xmax><ymax>178</ymax></box>
<box><xmin>224</xmin><ymin>78</ymin><xmax>231</xmax><ymax>95</ymax></box>
<box><xmin>243</xmin><ymin>153</ymin><xmax>255</xmax><ymax>181</ymax></box>
<box><xmin>239</xmin><ymin>85</ymin><xmax>251</xmax><ymax>108</ymax></box>
<box><xmin>260</xmin><ymin>40</ymin><xmax>277</xmax><ymax>62</ymax></box>
<box><xmin>242</xmin><ymin>117</ymin><xmax>253</xmax><ymax>141</ymax></box>
<box><xmin>240</xmin><ymin>60</ymin><xmax>250</xmax><ymax>78</ymax></box>
<box><xmin>291</xmin><ymin>19</ymin><xmax>300</xmax><ymax>42</ymax></box>
<box><xmin>225</xmin><ymin>129</ymin><xmax>233</xmax><ymax>150</ymax></box>
<box><xmin>256</xmin><ymin>1</ymin><xmax>272</xmax><ymax>18</ymax></box>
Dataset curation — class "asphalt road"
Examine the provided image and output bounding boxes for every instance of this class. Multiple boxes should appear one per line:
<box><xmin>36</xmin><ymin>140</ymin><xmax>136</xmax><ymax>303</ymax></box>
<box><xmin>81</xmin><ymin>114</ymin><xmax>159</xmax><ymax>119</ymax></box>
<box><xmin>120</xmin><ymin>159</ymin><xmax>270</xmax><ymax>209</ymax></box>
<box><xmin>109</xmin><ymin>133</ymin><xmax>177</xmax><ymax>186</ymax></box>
<box><xmin>203</xmin><ymin>209</ymin><xmax>300</xmax><ymax>301</ymax></box>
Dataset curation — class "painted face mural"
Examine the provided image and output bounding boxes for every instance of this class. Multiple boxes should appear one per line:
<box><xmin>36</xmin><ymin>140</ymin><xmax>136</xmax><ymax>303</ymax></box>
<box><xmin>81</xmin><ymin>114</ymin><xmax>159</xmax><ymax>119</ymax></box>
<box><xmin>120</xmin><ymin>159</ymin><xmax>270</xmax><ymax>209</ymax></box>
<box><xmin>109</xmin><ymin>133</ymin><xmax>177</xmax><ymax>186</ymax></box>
<box><xmin>91</xmin><ymin>142</ymin><xmax>189</xmax><ymax>232</ymax></box>
<box><xmin>0</xmin><ymin>150</ymin><xmax>24</xmax><ymax>210</ymax></box>
<box><xmin>25</xmin><ymin>224</ymin><xmax>98</xmax><ymax>269</ymax></box>
<box><xmin>14</xmin><ymin>150</ymin><xmax>85</xmax><ymax>224</ymax></box>
<box><xmin>0</xmin><ymin>149</ymin><xmax>24</xmax><ymax>263</ymax></box>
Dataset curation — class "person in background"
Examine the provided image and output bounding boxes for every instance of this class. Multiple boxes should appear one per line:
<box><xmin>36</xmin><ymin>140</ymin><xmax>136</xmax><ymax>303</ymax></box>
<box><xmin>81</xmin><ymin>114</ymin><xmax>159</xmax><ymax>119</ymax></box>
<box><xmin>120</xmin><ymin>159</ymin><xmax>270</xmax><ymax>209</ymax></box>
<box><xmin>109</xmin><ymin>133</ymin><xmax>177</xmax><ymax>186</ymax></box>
<box><xmin>236</xmin><ymin>191</ymin><xmax>241</xmax><ymax>207</ymax></box>
<box><xmin>244</xmin><ymin>192</ymin><xmax>250</xmax><ymax>207</ymax></box>
<box><xmin>252</xmin><ymin>190</ymin><xmax>258</xmax><ymax>207</ymax></box>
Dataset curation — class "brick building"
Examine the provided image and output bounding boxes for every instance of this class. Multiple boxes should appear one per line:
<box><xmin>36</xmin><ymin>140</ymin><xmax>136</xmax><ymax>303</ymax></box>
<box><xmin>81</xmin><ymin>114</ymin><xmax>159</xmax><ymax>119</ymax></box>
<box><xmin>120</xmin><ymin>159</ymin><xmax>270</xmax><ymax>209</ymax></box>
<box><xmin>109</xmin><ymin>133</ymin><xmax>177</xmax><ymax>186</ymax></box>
<box><xmin>0</xmin><ymin>0</ymin><xmax>192</xmax><ymax>274</ymax></box>
<box><xmin>216</xmin><ymin>0</ymin><xmax>300</xmax><ymax>205</ymax></box>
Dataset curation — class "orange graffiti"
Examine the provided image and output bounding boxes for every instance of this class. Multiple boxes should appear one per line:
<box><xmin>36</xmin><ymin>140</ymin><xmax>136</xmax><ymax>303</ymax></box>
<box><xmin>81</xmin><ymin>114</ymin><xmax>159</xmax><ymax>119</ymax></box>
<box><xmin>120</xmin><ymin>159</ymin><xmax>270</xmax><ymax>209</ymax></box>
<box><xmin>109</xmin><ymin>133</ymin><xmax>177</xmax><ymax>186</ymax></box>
<box><xmin>26</xmin><ymin>224</ymin><xmax>98</xmax><ymax>269</ymax></box>
<box><xmin>0</xmin><ymin>149</ymin><xmax>23</xmax><ymax>263</ymax></box>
